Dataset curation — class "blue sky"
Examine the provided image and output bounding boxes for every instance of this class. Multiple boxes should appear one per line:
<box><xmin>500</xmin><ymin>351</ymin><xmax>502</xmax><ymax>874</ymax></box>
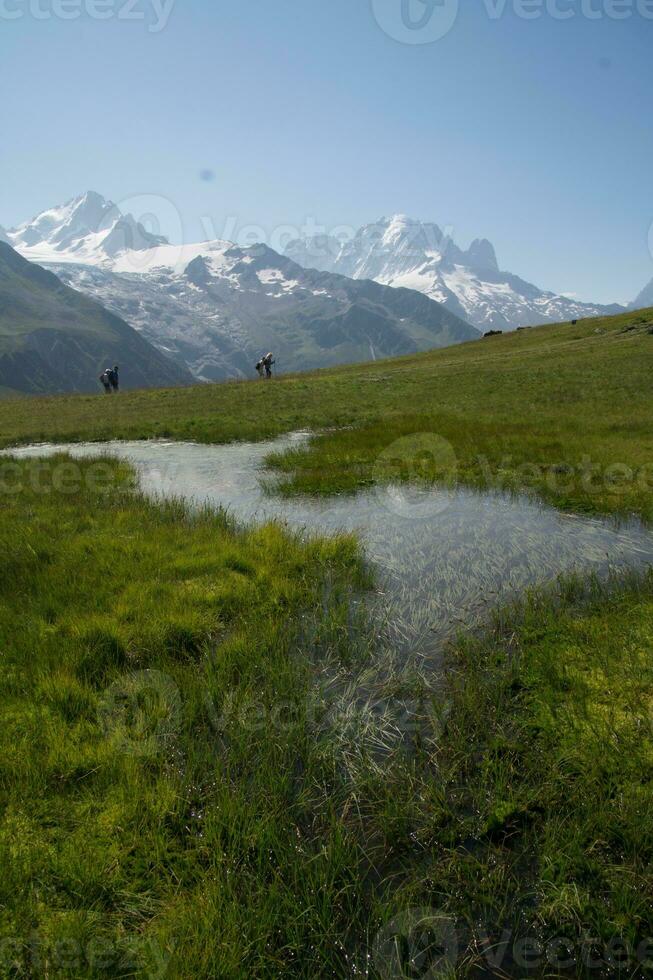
<box><xmin>1</xmin><ymin>0</ymin><xmax>652</xmax><ymax>303</ymax></box>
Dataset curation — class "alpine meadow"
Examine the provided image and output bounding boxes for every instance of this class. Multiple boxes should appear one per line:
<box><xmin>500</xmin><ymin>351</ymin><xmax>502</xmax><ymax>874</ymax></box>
<box><xmin>1</xmin><ymin>307</ymin><xmax>653</xmax><ymax>976</ymax></box>
<box><xmin>2</xmin><ymin>1</ymin><xmax>653</xmax><ymax>977</ymax></box>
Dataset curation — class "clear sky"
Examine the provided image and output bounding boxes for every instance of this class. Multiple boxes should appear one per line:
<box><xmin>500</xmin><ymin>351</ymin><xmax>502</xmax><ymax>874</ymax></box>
<box><xmin>1</xmin><ymin>0</ymin><xmax>652</xmax><ymax>303</ymax></box>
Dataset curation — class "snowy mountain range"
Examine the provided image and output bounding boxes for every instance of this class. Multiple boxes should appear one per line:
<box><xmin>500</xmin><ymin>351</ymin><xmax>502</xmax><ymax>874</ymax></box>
<box><xmin>284</xmin><ymin>216</ymin><xmax>624</xmax><ymax>332</ymax></box>
<box><xmin>4</xmin><ymin>194</ymin><xmax>478</xmax><ymax>380</ymax></box>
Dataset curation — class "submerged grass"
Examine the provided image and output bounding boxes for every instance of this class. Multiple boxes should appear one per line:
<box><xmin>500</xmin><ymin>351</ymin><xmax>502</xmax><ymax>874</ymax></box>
<box><xmin>1</xmin><ymin>456</ymin><xmax>652</xmax><ymax>977</ymax></box>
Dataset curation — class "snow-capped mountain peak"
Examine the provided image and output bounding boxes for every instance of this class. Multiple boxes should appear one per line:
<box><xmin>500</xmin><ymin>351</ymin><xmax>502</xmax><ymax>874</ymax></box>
<box><xmin>380</xmin><ymin>213</ymin><xmax>422</xmax><ymax>246</ymax></box>
<box><xmin>464</xmin><ymin>238</ymin><xmax>498</xmax><ymax>273</ymax></box>
<box><xmin>285</xmin><ymin>215</ymin><xmax>622</xmax><ymax>331</ymax></box>
<box><xmin>8</xmin><ymin>191</ymin><xmax>168</xmax><ymax>265</ymax></box>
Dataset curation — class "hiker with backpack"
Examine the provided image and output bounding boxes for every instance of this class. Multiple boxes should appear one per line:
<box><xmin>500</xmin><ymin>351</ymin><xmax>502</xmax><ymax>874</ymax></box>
<box><xmin>263</xmin><ymin>353</ymin><xmax>275</xmax><ymax>379</ymax></box>
<box><xmin>99</xmin><ymin>365</ymin><xmax>120</xmax><ymax>393</ymax></box>
<box><xmin>99</xmin><ymin>368</ymin><xmax>113</xmax><ymax>393</ymax></box>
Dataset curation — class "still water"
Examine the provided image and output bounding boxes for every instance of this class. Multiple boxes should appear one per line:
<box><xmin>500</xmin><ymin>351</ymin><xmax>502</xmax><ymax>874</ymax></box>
<box><xmin>8</xmin><ymin>432</ymin><xmax>653</xmax><ymax>668</ymax></box>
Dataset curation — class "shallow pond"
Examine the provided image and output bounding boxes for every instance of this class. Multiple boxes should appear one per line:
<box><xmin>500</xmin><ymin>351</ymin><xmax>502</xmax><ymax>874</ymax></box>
<box><xmin>8</xmin><ymin>432</ymin><xmax>653</xmax><ymax>669</ymax></box>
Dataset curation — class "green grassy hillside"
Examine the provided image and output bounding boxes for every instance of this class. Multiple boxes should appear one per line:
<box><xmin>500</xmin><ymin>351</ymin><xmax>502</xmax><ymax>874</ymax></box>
<box><xmin>1</xmin><ymin>306</ymin><xmax>652</xmax><ymax>519</ymax></box>
<box><xmin>0</xmin><ymin>242</ymin><xmax>193</xmax><ymax>394</ymax></box>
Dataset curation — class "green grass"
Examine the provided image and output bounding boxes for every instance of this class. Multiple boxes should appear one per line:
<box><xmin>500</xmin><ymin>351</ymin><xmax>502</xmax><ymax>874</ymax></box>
<box><xmin>414</xmin><ymin>572</ymin><xmax>653</xmax><ymax>975</ymax></box>
<box><xmin>1</xmin><ymin>308</ymin><xmax>653</xmax><ymax>976</ymax></box>
<box><xmin>0</xmin><ymin>456</ymin><xmax>385</xmax><ymax>977</ymax></box>
<box><xmin>0</xmin><ymin>307</ymin><xmax>652</xmax><ymax>519</ymax></box>
<box><xmin>2</xmin><ymin>457</ymin><xmax>652</xmax><ymax>977</ymax></box>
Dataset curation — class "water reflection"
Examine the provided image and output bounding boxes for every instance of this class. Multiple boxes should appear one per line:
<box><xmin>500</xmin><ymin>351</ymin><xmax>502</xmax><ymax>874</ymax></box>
<box><xmin>8</xmin><ymin>432</ymin><xmax>653</xmax><ymax>665</ymax></box>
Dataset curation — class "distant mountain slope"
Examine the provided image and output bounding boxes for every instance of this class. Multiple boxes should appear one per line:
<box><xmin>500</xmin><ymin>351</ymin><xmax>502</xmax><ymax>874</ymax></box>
<box><xmin>7</xmin><ymin>194</ymin><xmax>479</xmax><ymax>380</ymax></box>
<box><xmin>0</xmin><ymin>241</ymin><xmax>194</xmax><ymax>394</ymax></box>
<box><xmin>285</xmin><ymin>215</ymin><xmax>623</xmax><ymax>332</ymax></box>
<box><xmin>631</xmin><ymin>277</ymin><xmax>653</xmax><ymax>311</ymax></box>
